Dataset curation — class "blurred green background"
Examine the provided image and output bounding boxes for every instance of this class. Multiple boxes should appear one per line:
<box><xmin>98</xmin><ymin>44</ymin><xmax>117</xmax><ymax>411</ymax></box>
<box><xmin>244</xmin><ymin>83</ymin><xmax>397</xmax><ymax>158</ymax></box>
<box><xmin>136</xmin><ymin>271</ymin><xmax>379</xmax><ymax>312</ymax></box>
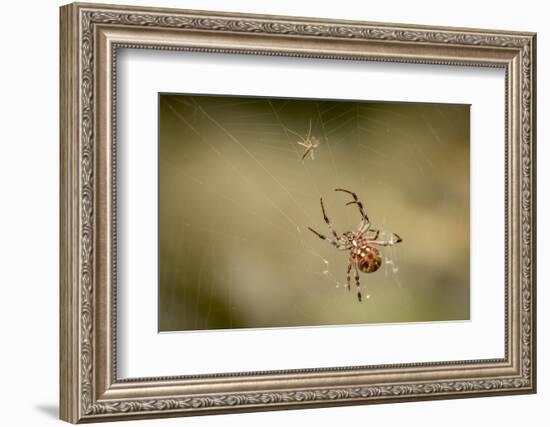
<box><xmin>158</xmin><ymin>94</ymin><xmax>470</xmax><ymax>332</ymax></box>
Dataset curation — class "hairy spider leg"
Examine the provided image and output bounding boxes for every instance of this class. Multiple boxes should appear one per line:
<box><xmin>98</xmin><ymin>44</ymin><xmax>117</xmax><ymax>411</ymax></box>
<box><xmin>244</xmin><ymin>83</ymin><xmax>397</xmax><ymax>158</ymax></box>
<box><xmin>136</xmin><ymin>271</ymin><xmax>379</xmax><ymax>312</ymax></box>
<box><xmin>307</xmin><ymin>227</ymin><xmax>346</xmax><ymax>250</ymax></box>
<box><xmin>318</xmin><ymin>197</ymin><xmax>340</xmax><ymax>241</ymax></box>
<box><xmin>346</xmin><ymin>261</ymin><xmax>352</xmax><ymax>291</ymax></box>
<box><xmin>369</xmin><ymin>233</ymin><xmax>403</xmax><ymax>246</ymax></box>
<box><xmin>353</xmin><ymin>263</ymin><xmax>362</xmax><ymax>302</ymax></box>
<box><xmin>335</xmin><ymin>188</ymin><xmax>371</xmax><ymax>232</ymax></box>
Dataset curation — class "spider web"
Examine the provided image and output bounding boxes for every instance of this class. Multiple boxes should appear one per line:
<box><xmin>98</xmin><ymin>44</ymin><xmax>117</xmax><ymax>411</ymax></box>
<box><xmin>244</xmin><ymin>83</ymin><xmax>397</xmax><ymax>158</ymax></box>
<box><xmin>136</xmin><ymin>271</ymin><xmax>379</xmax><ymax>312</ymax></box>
<box><xmin>158</xmin><ymin>94</ymin><xmax>470</xmax><ymax>331</ymax></box>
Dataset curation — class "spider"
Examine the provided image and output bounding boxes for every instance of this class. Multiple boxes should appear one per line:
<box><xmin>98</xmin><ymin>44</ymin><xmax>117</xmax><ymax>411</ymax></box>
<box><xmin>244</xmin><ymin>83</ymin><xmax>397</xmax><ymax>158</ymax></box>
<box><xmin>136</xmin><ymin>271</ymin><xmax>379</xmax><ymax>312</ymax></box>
<box><xmin>308</xmin><ymin>189</ymin><xmax>403</xmax><ymax>302</ymax></box>
<box><xmin>285</xmin><ymin>119</ymin><xmax>320</xmax><ymax>162</ymax></box>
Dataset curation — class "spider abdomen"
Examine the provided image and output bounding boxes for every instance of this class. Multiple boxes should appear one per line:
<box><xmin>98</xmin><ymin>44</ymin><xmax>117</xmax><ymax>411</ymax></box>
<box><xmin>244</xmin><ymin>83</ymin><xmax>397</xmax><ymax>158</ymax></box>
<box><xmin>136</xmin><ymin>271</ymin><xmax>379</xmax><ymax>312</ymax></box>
<box><xmin>352</xmin><ymin>245</ymin><xmax>382</xmax><ymax>273</ymax></box>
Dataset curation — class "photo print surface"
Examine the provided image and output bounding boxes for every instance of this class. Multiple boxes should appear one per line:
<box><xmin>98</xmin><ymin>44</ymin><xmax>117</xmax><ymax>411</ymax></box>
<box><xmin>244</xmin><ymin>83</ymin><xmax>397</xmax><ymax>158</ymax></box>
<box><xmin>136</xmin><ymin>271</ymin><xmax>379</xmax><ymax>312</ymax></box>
<box><xmin>158</xmin><ymin>93</ymin><xmax>470</xmax><ymax>332</ymax></box>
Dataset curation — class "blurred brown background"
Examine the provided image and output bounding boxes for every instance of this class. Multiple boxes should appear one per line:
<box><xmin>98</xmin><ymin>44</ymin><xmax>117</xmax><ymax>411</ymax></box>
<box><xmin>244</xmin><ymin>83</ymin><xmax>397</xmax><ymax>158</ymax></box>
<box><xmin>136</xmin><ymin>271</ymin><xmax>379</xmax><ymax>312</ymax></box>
<box><xmin>158</xmin><ymin>94</ymin><xmax>470</xmax><ymax>332</ymax></box>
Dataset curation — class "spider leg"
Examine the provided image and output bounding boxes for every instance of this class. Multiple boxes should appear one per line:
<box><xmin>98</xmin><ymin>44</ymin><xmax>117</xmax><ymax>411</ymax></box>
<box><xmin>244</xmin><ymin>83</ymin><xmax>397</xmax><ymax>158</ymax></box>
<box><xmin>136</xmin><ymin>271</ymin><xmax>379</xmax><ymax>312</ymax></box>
<box><xmin>335</xmin><ymin>188</ymin><xmax>370</xmax><ymax>227</ymax></box>
<box><xmin>358</xmin><ymin>220</ymin><xmax>374</xmax><ymax>235</ymax></box>
<box><xmin>367</xmin><ymin>229</ymin><xmax>380</xmax><ymax>240</ymax></box>
<box><xmin>297</xmin><ymin>141</ymin><xmax>309</xmax><ymax>148</ymax></box>
<box><xmin>353</xmin><ymin>263</ymin><xmax>362</xmax><ymax>302</ymax></box>
<box><xmin>307</xmin><ymin>227</ymin><xmax>340</xmax><ymax>249</ymax></box>
<box><xmin>369</xmin><ymin>233</ymin><xmax>403</xmax><ymax>246</ymax></box>
<box><xmin>307</xmin><ymin>226</ymin><xmax>350</xmax><ymax>251</ymax></box>
<box><xmin>320</xmin><ymin>198</ymin><xmax>340</xmax><ymax>241</ymax></box>
<box><xmin>307</xmin><ymin>118</ymin><xmax>312</xmax><ymax>140</ymax></box>
<box><xmin>346</xmin><ymin>260</ymin><xmax>352</xmax><ymax>291</ymax></box>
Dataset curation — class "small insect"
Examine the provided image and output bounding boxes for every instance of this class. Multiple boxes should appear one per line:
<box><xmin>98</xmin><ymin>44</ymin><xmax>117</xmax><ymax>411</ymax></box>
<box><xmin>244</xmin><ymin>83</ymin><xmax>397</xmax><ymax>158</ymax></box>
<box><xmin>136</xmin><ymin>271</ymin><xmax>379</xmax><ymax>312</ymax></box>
<box><xmin>285</xmin><ymin>119</ymin><xmax>320</xmax><ymax>162</ymax></box>
<box><xmin>308</xmin><ymin>189</ymin><xmax>403</xmax><ymax>302</ymax></box>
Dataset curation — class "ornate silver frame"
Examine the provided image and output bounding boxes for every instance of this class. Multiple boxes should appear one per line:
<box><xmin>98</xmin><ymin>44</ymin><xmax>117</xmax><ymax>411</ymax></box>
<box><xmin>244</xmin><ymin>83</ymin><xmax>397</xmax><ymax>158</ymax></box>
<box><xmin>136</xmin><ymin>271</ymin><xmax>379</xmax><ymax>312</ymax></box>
<box><xmin>60</xmin><ymin>2</ymin><xmax>536</xmax><ymax>423</ymax></box>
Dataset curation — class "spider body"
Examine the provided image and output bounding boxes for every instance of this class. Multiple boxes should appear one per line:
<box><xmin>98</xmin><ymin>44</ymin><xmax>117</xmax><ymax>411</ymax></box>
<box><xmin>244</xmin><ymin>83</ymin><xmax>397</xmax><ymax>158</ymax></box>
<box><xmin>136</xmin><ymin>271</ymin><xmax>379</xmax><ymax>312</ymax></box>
<box><xmin>308</xmin><ymin>188</ymin><xmax>402</xmax><ymax>301</ymax></box>
<box><xmin>351</xmin><ymin>243</ymin><xmax>382</xmax><ymax>273</ymax></box>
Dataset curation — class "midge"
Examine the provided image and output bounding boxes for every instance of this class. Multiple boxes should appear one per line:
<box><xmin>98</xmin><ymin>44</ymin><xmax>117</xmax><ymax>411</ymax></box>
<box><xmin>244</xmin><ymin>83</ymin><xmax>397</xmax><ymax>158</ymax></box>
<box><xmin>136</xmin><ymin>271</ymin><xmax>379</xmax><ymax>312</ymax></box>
<box><xmin>308</xmin><ymin>189</ymin><xmax>403</xmax><ymax>302</ymax></box>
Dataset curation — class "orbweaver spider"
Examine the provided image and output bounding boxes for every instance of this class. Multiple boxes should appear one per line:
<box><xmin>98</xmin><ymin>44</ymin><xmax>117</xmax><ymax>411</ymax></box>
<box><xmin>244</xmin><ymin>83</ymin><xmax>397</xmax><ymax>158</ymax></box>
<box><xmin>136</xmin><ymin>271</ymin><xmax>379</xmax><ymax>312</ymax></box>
<box><xmin>308</xmin><ymin>189</ymin><xmax>403</xmax><ymax>302</ymax></box>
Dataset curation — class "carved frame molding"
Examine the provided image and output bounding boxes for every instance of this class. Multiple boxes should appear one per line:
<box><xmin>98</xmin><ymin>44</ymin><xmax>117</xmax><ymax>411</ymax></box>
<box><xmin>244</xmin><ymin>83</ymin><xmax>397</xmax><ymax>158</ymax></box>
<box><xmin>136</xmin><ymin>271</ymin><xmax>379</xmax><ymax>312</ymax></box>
<box><xmin>60</xmin><ymin>2</ymin><xmax>536</xmax><ymax>423</ymax></box>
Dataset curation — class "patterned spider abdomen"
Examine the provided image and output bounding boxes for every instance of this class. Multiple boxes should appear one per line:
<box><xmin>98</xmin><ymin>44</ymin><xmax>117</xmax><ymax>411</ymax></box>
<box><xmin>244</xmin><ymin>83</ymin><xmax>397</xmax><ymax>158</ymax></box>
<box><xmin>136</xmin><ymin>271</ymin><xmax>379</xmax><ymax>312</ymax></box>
<box><xmin>352</xmin><ymin>245</ymin><xmax>382</xmax><ymax>273</ymax></box>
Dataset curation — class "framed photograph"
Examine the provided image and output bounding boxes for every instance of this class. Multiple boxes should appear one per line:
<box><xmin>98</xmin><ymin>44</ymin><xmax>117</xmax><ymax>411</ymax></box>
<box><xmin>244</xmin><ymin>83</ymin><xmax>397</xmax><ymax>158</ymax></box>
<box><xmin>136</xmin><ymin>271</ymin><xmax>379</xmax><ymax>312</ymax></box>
<box><xmin>60</xmin><ymin>2</ymin><xmax>537</xmax><ymax>423</ymax></box>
